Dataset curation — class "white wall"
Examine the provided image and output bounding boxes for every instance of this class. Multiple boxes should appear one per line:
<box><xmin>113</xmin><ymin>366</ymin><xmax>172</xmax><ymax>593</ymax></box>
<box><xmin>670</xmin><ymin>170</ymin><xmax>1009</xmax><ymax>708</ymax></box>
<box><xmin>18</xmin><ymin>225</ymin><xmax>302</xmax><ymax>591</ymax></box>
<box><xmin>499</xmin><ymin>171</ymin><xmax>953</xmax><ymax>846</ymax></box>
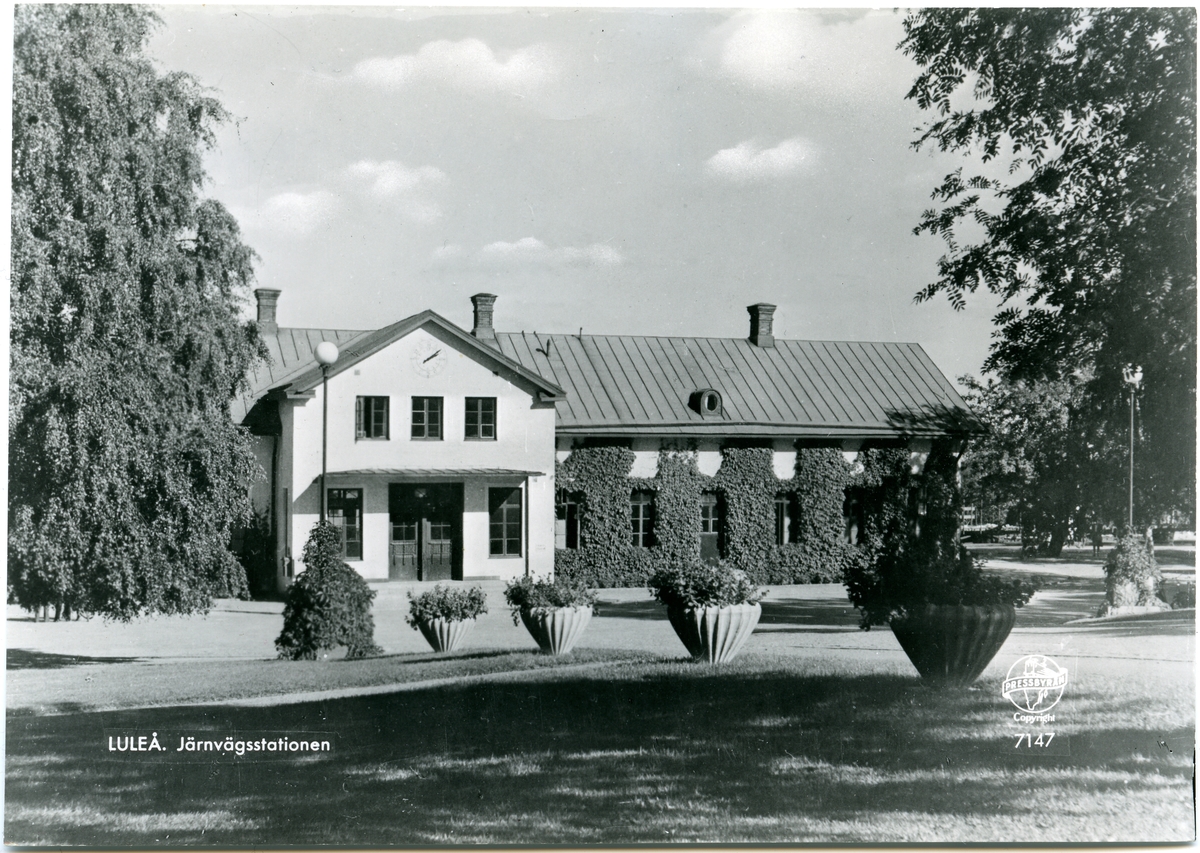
<box><xmin>772</xmin><ymin>450</ymin><xmax>797</xmax><ymax>479</ymax></box>
<box><xmin>284</xmin><ymin>324</ymin><xmax>556</xmax><ymax>583</ymax></box>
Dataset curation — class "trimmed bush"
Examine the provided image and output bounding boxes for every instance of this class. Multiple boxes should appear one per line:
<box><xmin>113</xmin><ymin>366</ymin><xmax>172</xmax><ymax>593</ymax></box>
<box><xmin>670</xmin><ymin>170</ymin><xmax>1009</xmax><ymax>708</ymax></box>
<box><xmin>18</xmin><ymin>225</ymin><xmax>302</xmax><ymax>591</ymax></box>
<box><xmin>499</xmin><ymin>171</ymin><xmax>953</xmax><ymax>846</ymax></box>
<box><xmin>276</xmin><ymin>522</ymin><xmax>381</xmax><ymax>660</ymax></box>
<box><xmin>1103</xmin><ymin>534</ymin><xmax>1164</xmax><ymax>610</ymax></box>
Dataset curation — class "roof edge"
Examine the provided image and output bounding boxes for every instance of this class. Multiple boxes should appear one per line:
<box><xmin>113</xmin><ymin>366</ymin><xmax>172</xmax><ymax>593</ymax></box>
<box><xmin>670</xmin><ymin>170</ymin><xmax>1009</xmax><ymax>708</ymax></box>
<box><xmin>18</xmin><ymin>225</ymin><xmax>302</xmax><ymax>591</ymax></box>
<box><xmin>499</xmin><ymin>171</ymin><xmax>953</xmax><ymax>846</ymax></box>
<box><xmin>286</xmin><ymin>310</ymin><xmax>566</xmax><ymax>399</ymax></box>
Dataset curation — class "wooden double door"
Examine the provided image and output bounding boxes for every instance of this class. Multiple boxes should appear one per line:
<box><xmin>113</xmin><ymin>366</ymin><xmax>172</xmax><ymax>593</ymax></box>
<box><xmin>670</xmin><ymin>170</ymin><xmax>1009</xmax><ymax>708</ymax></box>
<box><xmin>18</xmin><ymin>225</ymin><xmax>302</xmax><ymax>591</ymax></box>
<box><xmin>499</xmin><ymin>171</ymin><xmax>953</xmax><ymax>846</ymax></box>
<box><xmin>389</xmin><ymin>483</ymin><xmax>463</xmax><ymax>581</ymax></box>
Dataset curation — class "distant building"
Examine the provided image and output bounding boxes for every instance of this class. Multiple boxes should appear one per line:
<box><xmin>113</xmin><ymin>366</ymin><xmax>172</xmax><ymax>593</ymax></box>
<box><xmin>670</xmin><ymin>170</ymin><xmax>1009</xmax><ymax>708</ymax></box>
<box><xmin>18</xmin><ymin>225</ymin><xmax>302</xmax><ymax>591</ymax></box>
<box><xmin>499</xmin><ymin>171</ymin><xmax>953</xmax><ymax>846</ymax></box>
<box><xmin>235</xmin><ymin>291</ymin><xmax>976</xmax><ymax>589</ymax></box>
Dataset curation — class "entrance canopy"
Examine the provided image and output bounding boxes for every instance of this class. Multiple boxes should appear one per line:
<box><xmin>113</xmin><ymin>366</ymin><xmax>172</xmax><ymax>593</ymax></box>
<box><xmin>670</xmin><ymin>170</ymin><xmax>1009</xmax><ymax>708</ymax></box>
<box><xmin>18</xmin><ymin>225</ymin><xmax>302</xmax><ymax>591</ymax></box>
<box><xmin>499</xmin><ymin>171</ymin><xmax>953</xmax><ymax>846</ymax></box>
<box><xmin>323</xmin><ymin>468</ymin><xmax>543</xmax><ymax>479</ymax></box>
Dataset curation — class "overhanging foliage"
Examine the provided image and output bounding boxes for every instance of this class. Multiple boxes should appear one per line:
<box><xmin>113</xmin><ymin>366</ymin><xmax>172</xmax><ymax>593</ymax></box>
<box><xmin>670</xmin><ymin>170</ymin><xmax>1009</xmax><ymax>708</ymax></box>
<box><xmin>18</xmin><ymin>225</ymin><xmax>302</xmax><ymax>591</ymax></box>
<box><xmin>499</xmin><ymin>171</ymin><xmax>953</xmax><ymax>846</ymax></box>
<box><xmin>902</xmin><ymin>8</ymin><xmax>1196</xmax><ymax>525</ymax></box>
<box><xmin>9</xmin><ymin>6</ymin><xmax>266</xmax><ymax>620</ymax></box>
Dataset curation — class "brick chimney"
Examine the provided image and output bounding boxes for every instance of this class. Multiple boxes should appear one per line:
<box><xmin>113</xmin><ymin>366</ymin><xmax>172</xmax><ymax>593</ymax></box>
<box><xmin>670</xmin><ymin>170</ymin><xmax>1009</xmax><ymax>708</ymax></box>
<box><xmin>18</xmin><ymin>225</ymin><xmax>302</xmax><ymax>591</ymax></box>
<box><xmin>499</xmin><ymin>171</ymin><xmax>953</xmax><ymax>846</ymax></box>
<box><xmin>255</xmin><ymin>288</ymin><xmax>281</xmax><ymax>335</ymax></box>
<box><xmin>747</xmin><ymin>303</ymin><xmax>776</xmax><ymax>348</ymax></box>
<box><xmin>471</xmin><ymin>293</ymin><xmax>498</xmax><ymax>345</ymax></box>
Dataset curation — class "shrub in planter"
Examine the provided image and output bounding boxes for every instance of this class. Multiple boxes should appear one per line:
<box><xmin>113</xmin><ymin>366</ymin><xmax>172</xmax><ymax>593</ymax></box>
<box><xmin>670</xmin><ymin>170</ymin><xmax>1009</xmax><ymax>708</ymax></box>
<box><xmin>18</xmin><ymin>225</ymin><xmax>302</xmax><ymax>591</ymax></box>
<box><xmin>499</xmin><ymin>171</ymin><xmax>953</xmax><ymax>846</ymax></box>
<box><xmin>406</xmin><ymin>584</ymin><xmax>488</xmax><ymax>652</ymax></box>
<box><xmin>504</xmin><ymin>575</ymin><xmax>597</xmax><ymax>654</ymax></box>
<box><xmin>649</xmin><ymin>561</ymin><xmax>766</xmax><ymax>663</ymax></box>
<box><xmin>845</xmin><ymin>443</ymin><xmax>1037</xmax><ymax>685</ymax></box>
<box><xmin>276</xmin><ymin>521</ymin><xmax>382</xmax><ymax>660</ymax></box>
<box><xmin>1100</xmin><ymin>534</ymin><xmax>1166</xmax><ymax>614</ymax></box>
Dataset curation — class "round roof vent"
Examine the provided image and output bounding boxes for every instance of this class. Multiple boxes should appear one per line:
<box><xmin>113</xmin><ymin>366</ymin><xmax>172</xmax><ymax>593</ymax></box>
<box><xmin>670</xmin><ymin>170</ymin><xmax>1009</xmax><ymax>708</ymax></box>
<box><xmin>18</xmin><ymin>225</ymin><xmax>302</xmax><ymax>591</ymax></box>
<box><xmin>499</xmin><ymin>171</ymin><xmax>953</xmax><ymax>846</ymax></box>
<box><xmin>689</xmin><ymin>388</ymin><xmax>723</xmax><ymax>418</ymax></box>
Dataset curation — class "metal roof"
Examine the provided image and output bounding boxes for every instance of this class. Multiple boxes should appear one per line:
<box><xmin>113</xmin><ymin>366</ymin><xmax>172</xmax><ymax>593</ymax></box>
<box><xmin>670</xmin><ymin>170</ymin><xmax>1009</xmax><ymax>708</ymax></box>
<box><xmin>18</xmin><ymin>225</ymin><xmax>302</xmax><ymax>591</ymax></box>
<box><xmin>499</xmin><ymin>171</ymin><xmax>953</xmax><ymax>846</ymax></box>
<box><xmin>285</xmin><ymin>311</ymin><xmax>565</xmax><ymax>400</ymax></box>
<box><xmin>324</xmin><ymin>468</ymin><xmax>543</xmax><ymax>479</ymax></box>
<box><xmin>233</xmin><ymin>314</ymin><xmax>565</xmax><ymax>425</ymax></box>
<box><xmin>234</xmin><ymin>327</ymin><xmax>368</xmax><ymax>422</ymax></box>
<box><xmin>233</xmin><ymin>318</ymin><xmax>977</xmax><ymax>440</ymax></box>
<box><xmin>495</xmin><ymin>333</ymin><xmax>977</xmax><ymax>438</ymax></box>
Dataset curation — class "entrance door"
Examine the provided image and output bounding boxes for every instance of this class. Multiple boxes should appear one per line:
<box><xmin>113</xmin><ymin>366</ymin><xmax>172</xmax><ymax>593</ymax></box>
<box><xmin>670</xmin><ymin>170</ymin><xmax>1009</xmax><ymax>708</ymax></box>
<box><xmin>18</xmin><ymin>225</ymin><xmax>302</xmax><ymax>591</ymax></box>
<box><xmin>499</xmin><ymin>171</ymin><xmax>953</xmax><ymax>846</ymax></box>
<box><xmin>389</xmin><ymin>519</ymin><xmax>419</xmax><ymax>581</ymax></box>
<box><xmin>389</xmin><ymin>483</ymin><xmax>463</xmax><ymax>581</ymax></box>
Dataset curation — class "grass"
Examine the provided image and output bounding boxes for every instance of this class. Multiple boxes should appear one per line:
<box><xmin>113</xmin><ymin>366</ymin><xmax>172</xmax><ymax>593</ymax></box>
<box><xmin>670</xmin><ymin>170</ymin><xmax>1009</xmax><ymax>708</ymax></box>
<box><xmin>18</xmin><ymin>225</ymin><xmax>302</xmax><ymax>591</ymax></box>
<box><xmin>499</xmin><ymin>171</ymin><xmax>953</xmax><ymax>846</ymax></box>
<box><xmin>5</xmin><ymin>647</ymin><xmax>664</xmax><ymax>715</ymax></box>
<box><xmin>6</xmin><ymin>564</ymin><xmax>1195</xmax><ymax>845</ymax></box>
<box><xmin>5</xmin><ymin>649</ymin><xmax>1193</xmax><ymax>845</ymax></box>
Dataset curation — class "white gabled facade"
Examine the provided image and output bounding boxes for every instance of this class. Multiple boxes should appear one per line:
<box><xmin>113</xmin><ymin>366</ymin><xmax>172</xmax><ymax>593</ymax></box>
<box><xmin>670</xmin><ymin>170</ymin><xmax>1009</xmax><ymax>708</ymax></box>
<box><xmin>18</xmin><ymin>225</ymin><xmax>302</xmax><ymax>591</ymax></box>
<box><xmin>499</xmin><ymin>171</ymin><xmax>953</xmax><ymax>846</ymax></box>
<box><xmin>241</xmin><ymin>297</ymin><xmax>562</xmax><ymax>589</ymax></box>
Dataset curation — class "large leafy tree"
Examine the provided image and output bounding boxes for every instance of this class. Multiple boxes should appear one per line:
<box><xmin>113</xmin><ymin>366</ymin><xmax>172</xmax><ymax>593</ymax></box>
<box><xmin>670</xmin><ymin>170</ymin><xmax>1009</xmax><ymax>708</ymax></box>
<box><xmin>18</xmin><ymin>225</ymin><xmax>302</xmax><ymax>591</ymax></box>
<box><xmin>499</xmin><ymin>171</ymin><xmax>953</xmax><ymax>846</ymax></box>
<box><xmin>10</xmin><ymin>6</ymin><xmax>265</xmax><ymax>620</ymax></box>
<box><xmin>959</xmin><ymin>376</ymin><xmax>1092</xmax><ymax>555</ymax></box>
<box><xmin>902</xmin><ymin>9</ymin><xmax>1196</xmax><ymax>526</ymax></box>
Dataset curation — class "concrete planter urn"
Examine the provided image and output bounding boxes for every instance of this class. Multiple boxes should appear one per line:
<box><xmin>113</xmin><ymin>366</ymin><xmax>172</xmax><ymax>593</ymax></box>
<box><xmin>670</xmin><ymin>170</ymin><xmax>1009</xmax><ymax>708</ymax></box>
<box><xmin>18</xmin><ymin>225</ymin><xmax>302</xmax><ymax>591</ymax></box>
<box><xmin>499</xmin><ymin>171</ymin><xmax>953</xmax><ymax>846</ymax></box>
<box><xmin>415</xmin><ymin>616</ymin><xmax>475</xmax><ymax>653</ymax></box>
<box><xmin>519</xmin><ymin>605</ymin><xmax>593</xmax><ymax>655</ymax></box>
<box><xmin>666</xmin><ymin>602</ymin><xmax>762</xmax><ymax>664</ymax></box>
<box><xmin>889</xmin><ymin>604</ymin><xmax>1016</xmax><ymax>686</ymax></box>
<box><xmin>505</xmin><ymin>576</ymin><xmax>597</xmax><ymax>654</ymax></box>
<box><xmin>406</xmin><ymin>584</ymin><xmax>488</xmax><ymax>654</ymax></box>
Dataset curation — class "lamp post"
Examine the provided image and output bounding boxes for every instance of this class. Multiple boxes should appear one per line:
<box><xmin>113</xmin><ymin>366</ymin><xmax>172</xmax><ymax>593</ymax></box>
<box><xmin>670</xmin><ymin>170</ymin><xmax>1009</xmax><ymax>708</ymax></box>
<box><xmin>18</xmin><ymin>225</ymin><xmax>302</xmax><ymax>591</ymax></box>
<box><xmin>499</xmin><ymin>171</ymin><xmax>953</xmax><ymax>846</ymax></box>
<box><xmin>1121</xmin><ymin>365</ymin><xmax>1143</xmax><ymax>534</ymax></box>
<box><xmin>315</xmin><ymin>341</ymin><xmax>339</xmax><ymax>522</ymax></box>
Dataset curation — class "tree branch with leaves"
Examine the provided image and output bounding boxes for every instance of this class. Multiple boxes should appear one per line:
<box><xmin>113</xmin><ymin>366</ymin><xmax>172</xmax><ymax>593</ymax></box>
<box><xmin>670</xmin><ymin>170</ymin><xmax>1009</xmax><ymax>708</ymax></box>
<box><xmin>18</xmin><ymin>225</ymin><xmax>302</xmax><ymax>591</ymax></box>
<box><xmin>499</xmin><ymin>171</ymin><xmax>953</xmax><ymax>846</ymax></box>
<box><xmin>902</xmin><ymin>8</ymin><xmax>1196</xmax><ymax>527</ymax></box>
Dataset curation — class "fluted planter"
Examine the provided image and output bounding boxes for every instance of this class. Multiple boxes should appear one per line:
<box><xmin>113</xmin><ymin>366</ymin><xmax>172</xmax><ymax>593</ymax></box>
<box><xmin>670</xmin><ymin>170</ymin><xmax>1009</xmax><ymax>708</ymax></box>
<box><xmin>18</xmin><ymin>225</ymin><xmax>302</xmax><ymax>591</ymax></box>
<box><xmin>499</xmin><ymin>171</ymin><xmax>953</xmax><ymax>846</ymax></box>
<box><xmin>416</xmin><ymin>617</ymin><xmax>475</xmax><ymax>653</ymax></box>
<box><xmin>519</xmin><ymin>605</ymin><xmax>593</xmax><ymax>655</ymax></box>
<box><xmin>667</xmin><ymin>602</ymin><xmax>761</xmax><ymax>664</ymax></box>
<box><xmin>889</xmin><ymin>604</ymin><xmax>1016</xmax><ymax>686</ymax></box>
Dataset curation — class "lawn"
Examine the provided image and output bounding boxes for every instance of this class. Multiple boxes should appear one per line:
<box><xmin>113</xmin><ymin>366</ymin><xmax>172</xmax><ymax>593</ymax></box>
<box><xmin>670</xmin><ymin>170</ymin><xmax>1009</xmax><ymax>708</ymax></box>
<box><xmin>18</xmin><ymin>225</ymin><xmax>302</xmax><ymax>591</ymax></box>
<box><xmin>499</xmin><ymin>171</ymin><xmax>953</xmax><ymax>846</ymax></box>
<box><xmin>5</xmin><ymin>555</ymin><xmax>1195</xmax><ymax>845</ymax></box>
<box><xmin>5</xmin><ymin>647</ymin><xmax>666</xmax><ymax>716</ymax></box>
<box><xmin>5</xmin><ymin>651</ymin><xmax>1193</xmax><ymax>845</ymax></box>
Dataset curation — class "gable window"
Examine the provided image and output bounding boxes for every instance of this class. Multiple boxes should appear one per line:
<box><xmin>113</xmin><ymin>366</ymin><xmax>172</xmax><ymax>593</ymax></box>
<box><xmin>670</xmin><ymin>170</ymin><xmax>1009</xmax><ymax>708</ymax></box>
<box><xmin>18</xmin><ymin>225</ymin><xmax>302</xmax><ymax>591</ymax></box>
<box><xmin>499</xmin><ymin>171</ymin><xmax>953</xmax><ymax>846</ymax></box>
<box><xmin>489</xmin><ymin>487</ymin><xmax>522</xmax><ymax>556</ymax></box>
<box><xmin>699</xmin><ymin>491</ymin><xmax>722</xmax><ymax>563</ymax></box>
<box><xmin>631</xmin><ymin>490</ymin><xmax>655</xmax><ymax>548</ymax></box>
<box><xmin>355</xmin><ymin>396</ymin><xmax>389</xmax><ymax>440</ymax></box>
<box><xmin>465</xmin><ymin>397</ymin><xmax>497</xmax><ymax>440</ymax></box>
<box><xmin>775</xmin><ymin>492</ymin><xmax>799</xmax><ymax>545</ymax></box>
<box><xmin>411</xmin><ymin>396</ymin><xmax>443</xmax><ymax>440</ymax></box>
<box><xmin>555</xmin><ymin>489</ymin><xmax>581</xmax><ymax>550</ymax></box>
<box><xmin>327</xmin><ymin>488</ymin><xmax>363</xmax><ymax>560</ymax></box>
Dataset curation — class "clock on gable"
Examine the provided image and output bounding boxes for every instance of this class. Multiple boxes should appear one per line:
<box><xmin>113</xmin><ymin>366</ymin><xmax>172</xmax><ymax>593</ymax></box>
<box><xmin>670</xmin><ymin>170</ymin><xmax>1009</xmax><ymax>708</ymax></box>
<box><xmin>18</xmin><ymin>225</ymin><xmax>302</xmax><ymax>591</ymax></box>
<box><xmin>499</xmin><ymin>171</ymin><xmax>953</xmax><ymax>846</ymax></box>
<box><xmin>410</xmin><ymin>338</ymin><xmax>448</xmax><ymax>378</ymax></box>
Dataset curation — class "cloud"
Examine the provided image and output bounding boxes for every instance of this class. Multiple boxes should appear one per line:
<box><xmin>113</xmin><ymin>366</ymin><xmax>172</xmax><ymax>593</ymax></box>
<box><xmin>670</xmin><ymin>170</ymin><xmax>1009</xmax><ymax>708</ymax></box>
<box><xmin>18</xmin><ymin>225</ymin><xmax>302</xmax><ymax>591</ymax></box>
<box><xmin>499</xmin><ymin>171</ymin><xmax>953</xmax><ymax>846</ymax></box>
<box><xmin>719</xmin><ymin>11</ymin><xmax>811</xmax><ymax>90</ymax></box>
<box><xmin>346</xmin><ymin>160</ymin><xmax>446</xmax><ymax>198</ymax></box>
<box><xmin>434</xmin><ymin>237</ymin><xmax>623</xmax><ymax>269</ymax></box>
<box><xmin>241</xmin><ymin>190</ymin><xmax>340</xmax><ymax>236</ymax></box>
<box><xmin>351</xmin><ymin>39</ymin><xmax>554</xmax><ymax>95</ymax></box>
<box><xmin>711</xmin><ymin>10</ymin><xmax>895</xmax><ymax>104</ymax></box>
<box><xmin>345</xmin><ymin>160</ymin><xmax>446</xmax><ymax>222</ymax></box>
<box><xmin>705</xmin><ymin>137</ymin><xmax>817</xmax><ymax>182</ymax></box>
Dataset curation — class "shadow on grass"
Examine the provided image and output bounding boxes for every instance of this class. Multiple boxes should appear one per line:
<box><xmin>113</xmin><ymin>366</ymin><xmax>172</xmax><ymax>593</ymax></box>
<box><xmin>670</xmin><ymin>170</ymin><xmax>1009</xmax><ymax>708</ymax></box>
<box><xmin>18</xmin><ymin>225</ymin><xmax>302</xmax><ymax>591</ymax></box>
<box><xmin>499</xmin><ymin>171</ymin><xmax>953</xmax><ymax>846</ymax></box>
<box><xmin>6</xmin><ymin>666</ymin><xmax>1193</xmax><ymax>846</ymax></box>
<box><xmin>7</xmin><ymin>650</ymin><xmax>140</xmax><ymax>671</ymax></box>
<box><xmin>1013</xmin><ymin>590</ymin><xmax>1107</xmax><ymax>627</ymax></box>
<box><xmin>1066</xmin><ymin>610</ymin><xmax>1196</xmax><ymax>638</ymax></box>
<box><xmin>967</xmin><ymin>544</ymin><xmax>1195</xmax><ymax>570</ymax></box>
<box><xmin>592</xmin><ymin>599</ymin><xmax>662</xmax><ymax>621</ymax></box>
<box><xmin>595</xmin><ymin>595</ymin><xmax>862</xmax><ymax>629</ymax></box>
<box><xmin>1153</xmin><ymin>548</ymin><xmax>1196</xmax><ymax>568</ymax></box>
<box><xmin>758</xmin><ymin>598</ymin><xmax>861</xmax><ymax>630</ymax></box>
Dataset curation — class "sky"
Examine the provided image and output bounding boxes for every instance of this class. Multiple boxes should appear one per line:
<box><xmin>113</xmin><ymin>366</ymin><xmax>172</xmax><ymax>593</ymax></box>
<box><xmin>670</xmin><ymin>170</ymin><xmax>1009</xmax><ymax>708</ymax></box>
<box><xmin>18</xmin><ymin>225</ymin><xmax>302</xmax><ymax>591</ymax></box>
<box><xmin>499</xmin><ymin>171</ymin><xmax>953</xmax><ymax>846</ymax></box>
<box><xmin>149</xmin><ymin>5</ymin><xmax>1005</xmax><ymax>387</ymax></box>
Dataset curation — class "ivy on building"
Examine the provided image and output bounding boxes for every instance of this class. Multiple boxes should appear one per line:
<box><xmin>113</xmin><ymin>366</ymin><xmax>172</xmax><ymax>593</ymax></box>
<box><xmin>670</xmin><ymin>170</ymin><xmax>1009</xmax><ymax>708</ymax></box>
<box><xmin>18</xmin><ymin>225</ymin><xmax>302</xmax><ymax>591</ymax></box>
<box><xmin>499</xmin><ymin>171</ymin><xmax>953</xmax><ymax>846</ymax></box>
<box><xmin>555</xmin><ymin>443</ymin><xmax>865</xmax><ymax>587</ymax></box>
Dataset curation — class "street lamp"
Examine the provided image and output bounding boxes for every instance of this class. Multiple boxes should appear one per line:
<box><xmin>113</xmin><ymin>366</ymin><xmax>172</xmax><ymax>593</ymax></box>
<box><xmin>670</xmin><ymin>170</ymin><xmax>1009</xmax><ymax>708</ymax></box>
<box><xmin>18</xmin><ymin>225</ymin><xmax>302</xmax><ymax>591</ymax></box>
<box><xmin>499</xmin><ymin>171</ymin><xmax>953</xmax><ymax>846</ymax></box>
<box><xmin>1122</xmin><ymin>365</ymin><xmax>1143</xmax><ymax>534</ymax></box>
<box><xmin>315</xmin><ymin>341</ymin><xmax>339</xmax><ymax>522</ymax></box>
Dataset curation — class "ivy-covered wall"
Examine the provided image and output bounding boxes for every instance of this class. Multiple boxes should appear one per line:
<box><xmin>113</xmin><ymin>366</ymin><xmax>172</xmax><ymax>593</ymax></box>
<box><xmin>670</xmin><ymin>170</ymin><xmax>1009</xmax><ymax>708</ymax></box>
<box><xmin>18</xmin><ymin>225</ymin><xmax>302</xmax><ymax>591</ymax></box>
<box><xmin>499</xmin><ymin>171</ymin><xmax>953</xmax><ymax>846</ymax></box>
<box><xmin>851</xmin><ymin>447</ymin><xmax>915</xmax><ymax>568</ymax></box>
<box><xmin>555</xmin><ymin>443</ymin><xmax>860</xmax><ymax>587</ymax></box>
